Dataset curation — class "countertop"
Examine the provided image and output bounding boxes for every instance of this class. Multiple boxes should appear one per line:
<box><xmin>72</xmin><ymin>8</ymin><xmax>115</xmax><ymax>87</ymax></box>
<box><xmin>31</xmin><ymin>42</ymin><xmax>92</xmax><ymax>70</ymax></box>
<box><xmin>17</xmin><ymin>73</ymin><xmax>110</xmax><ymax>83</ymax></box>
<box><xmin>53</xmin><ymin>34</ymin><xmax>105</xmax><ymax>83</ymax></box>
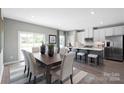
<box><xmin>69</xmin><ymin>47</ymin><xmax>104</xmax><ymax>51</ymax></box>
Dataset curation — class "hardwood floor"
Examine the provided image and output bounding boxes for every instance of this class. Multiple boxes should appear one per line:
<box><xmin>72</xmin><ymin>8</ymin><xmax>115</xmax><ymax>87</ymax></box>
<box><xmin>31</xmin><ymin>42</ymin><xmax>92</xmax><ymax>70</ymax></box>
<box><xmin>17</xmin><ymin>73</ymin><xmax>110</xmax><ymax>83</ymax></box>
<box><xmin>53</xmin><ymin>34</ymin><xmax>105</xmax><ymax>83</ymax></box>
<box><xmin>74</xmin><ymin>60</ymin><xmax>124</xmax><ymax>83</ymax></box>
<box><xmin>1</xmin><ymin>65</ymin><xmax>10</xmax><ymax>84</ymax></box>
<box><xmin>1</xmin><ymin>59</ymin><xmax>124</xmax><ymax>84</ymax></box>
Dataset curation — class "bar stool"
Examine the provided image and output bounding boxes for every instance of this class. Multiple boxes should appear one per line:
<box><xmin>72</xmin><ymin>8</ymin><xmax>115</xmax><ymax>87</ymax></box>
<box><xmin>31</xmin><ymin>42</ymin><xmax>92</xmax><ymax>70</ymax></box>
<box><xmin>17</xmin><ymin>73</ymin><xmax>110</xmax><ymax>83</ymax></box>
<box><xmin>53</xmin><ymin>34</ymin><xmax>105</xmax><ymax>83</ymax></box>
<box><xmin>77</xmin><ymin>52</ymin><xmax>86</xmax><ymax>63</ymax></box>
<box><xmin>88</xmin><ymin>54</ymin><xmax>98</xmax><ymax>66</ymax></box>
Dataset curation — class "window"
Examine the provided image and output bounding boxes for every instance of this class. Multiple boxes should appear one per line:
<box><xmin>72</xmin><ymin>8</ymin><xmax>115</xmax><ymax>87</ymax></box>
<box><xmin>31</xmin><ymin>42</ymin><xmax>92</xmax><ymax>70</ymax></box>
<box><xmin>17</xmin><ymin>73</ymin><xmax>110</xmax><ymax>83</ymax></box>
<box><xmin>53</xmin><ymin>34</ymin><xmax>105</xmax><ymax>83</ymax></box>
<box><xmin>60</xmin><ymin>35</ymin><xmax>65</xmax><ymax>48</ymax></box>
<box><xmin>18</xmin><ymin>31</ymin><xmax>45</xmax><ymax>60</ymax></box>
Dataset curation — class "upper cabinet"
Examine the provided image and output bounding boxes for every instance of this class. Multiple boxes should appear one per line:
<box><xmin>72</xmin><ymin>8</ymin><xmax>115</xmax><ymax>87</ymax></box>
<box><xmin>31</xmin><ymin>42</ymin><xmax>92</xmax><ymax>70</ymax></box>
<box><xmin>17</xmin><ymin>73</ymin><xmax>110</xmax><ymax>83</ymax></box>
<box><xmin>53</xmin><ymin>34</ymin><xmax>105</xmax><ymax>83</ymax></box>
<box><xmin>105</xmin><ymin>26</ymin><xmax>124</xmax><ymax>36</ymax></box>
<box><xmin>113</xmin><ymin>26</ymin><xmax>124</xmax><ymax>36</ymax></box>
<box><xmin>105</xmin><ymin>27</ymin><xmax>114</xmax><ymax>36</ymax></box>
<box><xmin>94</xmin><ymin>29</ymin><xmax>105</xmax><ymax>42</ymax></box>
<box><xmin>94</xmin><ymin>26</ymin><xmax>124</xmax><ymax>42</ymax></box>
<box><xmin>85</xmin><ymin>27</ymin><xmax>93</xmax><ymax>38</ymax></box>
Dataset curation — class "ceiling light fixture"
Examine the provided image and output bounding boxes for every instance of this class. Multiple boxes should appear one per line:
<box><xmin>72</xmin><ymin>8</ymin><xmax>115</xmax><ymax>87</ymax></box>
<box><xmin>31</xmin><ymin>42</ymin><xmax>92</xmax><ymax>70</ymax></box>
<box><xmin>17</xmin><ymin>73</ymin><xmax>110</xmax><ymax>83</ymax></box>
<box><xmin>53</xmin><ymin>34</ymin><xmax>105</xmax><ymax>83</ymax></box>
<box><xmin>100</xmin><ymin>21</ymin><xmax>103</xmax><ymax>24</ymax></box>
<box><xmin>31</xmin><ymin>16</ymin><xmax>35</xmax><ymax>18</ymax></box>
<box><xmin>90</xmin><ymin>11</ymin><xmax>95</xmax><ymax>15</ymax></box>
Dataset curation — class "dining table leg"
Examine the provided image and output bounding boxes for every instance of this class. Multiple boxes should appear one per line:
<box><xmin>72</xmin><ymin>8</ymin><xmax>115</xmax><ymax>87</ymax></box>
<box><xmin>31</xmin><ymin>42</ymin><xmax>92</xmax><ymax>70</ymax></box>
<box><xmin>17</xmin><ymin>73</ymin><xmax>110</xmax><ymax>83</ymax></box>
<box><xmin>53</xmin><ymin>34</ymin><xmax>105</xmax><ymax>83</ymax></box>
<box><xmin>46</xmin><ymin>66</ymin><xmax>51</xmax><ymax>84</ymax></box>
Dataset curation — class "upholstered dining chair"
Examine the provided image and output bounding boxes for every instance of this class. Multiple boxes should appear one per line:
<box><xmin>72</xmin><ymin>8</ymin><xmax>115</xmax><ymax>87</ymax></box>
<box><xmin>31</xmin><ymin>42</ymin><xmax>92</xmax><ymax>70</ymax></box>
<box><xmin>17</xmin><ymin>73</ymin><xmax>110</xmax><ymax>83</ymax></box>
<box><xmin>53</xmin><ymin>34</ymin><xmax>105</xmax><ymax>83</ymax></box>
<box><xmin>21</xmin><ymin>49</ymin><xmax>30</xmax><ymax>77</ymax></box>
<box><xmin>26</xmin><ymin>51</ymin><xmax>46</xmax><ymax>83</ymax></box>
<box><xmin>52</xmin><ymin>52</ymin><xmax>75</xmax><ymax>84</ymax></box>
<box><xmin>59</xmin><ymin>47</ymin><xmax>69</xmax><ymax>59</ymax></box>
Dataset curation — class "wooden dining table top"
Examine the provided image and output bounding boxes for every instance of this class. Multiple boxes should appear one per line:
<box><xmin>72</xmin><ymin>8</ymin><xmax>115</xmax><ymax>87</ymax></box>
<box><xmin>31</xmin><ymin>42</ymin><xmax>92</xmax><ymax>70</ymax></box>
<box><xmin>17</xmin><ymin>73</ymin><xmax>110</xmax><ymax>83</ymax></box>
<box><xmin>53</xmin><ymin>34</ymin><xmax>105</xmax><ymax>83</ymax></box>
<box><xmin>33</xmin><ymin>53</ymin><xmax>62</xmax><ymax>66</ymax></box>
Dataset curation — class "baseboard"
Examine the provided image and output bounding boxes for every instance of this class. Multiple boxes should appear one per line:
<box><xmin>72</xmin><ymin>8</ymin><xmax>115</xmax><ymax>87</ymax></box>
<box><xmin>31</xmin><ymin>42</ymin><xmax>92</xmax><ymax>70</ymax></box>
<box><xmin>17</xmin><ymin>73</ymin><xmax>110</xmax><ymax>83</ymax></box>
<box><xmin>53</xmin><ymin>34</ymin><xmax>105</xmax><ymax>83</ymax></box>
<box><xmin>4</xmin><ymin>60</ymin><xmax>24</xmax><ymax>66</ymax></box>
<box><xmin>0</xmin><ymin>65</ymin><xmax>4</xmax><ymax>84</ymax></box>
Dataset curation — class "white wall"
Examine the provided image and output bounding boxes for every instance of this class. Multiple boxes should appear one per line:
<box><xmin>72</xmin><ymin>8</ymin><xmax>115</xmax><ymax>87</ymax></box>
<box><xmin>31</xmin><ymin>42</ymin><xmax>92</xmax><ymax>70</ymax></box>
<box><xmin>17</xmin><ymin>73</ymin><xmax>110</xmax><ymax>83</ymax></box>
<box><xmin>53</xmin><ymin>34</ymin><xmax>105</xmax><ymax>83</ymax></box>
<box><xmin>4</xmin><ymin>18</ymin><xmax>58</xmax><ymax>63</ymax></box>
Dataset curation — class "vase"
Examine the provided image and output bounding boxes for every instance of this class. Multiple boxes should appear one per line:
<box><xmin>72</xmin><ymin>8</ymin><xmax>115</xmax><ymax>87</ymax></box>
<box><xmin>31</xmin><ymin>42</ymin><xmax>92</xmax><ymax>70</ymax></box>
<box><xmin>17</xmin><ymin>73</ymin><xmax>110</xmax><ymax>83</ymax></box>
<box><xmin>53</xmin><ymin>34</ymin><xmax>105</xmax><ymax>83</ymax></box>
<box><xmin>48</xmin><ymin>47</ymin><xmax>54</xmax><ymax>57</ymax></box>
<box><xmin>40</xmin><ymin>44</ymin><xmax>46</xmax><ymax>54</ymax></box>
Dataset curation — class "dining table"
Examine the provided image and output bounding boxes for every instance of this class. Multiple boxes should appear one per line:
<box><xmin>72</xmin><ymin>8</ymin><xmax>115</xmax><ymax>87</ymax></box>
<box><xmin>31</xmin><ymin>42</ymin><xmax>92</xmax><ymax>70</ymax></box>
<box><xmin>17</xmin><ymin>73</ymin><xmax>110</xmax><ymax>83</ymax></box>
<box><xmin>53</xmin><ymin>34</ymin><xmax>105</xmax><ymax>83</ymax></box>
<box><xmin>33</xmin><ymin>53</ymin><xmax>62</xmax><ymax>84</ymax></box>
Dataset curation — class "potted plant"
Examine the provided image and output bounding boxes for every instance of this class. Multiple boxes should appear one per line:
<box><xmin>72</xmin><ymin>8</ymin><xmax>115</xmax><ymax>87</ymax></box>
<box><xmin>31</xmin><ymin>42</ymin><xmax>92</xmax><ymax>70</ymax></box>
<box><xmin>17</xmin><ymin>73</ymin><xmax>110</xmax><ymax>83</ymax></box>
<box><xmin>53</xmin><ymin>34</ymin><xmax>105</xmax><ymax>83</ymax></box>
<box><xmin>40</xmin><ymin>42</ymin><xmax>46</xmax><ymax>54</ymax></box>
<box><xmin>48</xmin><ymin>44</ymin><xmax>54</xmax><ymax>57</ymax></box>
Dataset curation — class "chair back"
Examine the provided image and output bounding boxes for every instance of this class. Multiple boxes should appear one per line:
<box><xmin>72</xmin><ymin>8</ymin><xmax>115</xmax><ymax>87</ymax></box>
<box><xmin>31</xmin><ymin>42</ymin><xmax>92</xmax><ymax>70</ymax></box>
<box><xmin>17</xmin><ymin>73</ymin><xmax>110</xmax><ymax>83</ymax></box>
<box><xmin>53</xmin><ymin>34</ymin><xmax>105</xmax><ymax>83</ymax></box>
<box><xmin>60</xmin><ymin>52</ymin><xmax>75</xmax><ymax>81</ymax></box>
<box><xmin>26</xmin><ymin>51</ymin><xmax>37</xmax><ymax>75</ymax></box>
<box><xmin>32</xmin><ymin>47</ymin><xmax>40</xmax><ymax>53</ymax></box>
<box><xmin>21</xmin><ymin>50</ymin><xmax>29</xmax><ymax>67</ymax></box>
<box><xmin>59</xmin><ymin>47</ymin><xmax>69</xmax><ymax>56</ymax></box>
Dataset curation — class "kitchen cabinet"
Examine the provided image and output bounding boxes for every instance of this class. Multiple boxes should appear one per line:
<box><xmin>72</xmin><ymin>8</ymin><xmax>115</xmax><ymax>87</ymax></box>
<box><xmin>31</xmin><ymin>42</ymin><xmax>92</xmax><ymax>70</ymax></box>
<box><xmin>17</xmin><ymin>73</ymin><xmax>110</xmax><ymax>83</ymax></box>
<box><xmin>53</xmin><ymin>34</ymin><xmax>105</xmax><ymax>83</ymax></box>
<box><xmin>85</xmin><ymin>28</ymin><xmax>93</xmax><ymax>38</ymax></box>
<box><xmin>113</xmin><ymin>26</ymin><xmax>124</xmax><ymax>36</ymax></box>
<box><xmin>105</xmin><ymin>27</ymin><xmax>114</xmax><ymax>36</ymax></box>
<box><xmin>94</xmin><ymin>29</ymin><xmax>105</xmax><ymax>42</ymax></box>
<box><xmin>105</xmin><ymin>26</ymin><xmax>124</xmax><ymax>36</ymax></box>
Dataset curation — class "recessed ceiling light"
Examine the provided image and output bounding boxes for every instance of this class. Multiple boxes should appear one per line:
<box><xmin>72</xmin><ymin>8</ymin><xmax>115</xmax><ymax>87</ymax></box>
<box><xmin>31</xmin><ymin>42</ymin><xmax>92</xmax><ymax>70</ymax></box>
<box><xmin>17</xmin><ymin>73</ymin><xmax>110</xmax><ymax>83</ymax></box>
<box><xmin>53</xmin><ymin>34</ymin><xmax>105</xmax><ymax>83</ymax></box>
<box><xmin>90</xmin><ymin>11</ymin><xmax>95</xmax><ymax>15</ymax></box>
<box><xmin>31</xmin><ymin>16</ymin><xmax>34</xmax><ymax>18</ymax></box>
<box><xmin>100</xmin><ymin>21</ymin><xmax>103</xmax><ymax>24</ymax></box>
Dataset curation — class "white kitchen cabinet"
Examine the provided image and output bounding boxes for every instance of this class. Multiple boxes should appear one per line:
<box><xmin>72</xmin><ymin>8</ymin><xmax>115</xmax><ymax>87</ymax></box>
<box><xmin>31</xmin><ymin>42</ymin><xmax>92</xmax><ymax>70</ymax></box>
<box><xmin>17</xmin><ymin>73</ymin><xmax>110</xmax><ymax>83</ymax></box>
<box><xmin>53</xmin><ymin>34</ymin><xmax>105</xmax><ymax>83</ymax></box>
<box><xmin>105</xmin><ymin>27</ymin><xmax>114</xmax><ymax>36</ymax></box>
<box><xmin>84</xmin><ymin>30</ymin><xmax>89</xmax><ymax>38</ymax></box>
<box><xmin>84</xmin><ymin>28</ymin><xmax>93</xmax><ymax>38</ymax></box>
<box><xmin>94</xmin><ymin>29</ymin><xmax>105</xmax><ymax>42</ymax></box>
<box><xmin>94</xmin><ymin>29</ymin><xmax>100</xmax><ymax>42</ymax></box>
<box><xmin>113</xmin><ymin>26</ymin><xmax>124</xmax><ymax>36</ymax></box>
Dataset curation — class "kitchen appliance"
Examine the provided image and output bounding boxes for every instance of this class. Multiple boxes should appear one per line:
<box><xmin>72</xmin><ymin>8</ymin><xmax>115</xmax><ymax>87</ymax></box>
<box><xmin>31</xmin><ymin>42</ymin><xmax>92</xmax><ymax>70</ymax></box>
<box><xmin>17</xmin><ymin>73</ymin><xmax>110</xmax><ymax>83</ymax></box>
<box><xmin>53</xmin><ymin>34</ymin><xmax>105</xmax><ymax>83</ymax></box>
<box><xmin>106</xmin><ymin>41</ymin><xmax>110</xmax><ymax>47</ymax></box>
<box><xmin>104</xmin><ymin>35</ymin><xmax>124</xmax><ymax>62</ymax></box>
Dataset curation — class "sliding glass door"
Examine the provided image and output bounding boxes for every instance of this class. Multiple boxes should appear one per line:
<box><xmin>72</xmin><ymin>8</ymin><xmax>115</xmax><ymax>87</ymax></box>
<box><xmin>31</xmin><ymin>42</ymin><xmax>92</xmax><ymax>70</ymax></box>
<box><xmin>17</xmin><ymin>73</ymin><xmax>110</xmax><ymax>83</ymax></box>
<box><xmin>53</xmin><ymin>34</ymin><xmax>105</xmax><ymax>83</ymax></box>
<box><xmin>18</xmin><ymin>31</ymin><xmax>45</xmax><ymax>60</ymax></box>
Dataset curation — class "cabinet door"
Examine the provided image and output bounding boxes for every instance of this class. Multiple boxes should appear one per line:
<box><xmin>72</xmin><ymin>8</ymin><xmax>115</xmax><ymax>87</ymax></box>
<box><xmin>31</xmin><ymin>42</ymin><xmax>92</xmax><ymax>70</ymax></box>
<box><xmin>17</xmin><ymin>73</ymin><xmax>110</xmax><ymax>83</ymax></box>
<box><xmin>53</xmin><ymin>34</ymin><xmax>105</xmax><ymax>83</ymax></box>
<box><xmin>105</xmin><ymin>28</ymin><xmax>113</xmax><ymax>36</ymax></box>
<box><xmin>99</xmin><ymin>29</ymin><xmax>105</xmax><ymax>42</ymax></box>
<box><xmin>113</xmin><ymin>26</ymin><xmax>123</xmax><ymax>36</ymax></box>
<box><xmin>94</xmin><ymin>29</ymin><xmax>100</xmax><ymax>42</ymax></box>
<box><xmin>84</xmin><ymin>30</ymin><xmax>89</xmax><ymax>38</ymax></box>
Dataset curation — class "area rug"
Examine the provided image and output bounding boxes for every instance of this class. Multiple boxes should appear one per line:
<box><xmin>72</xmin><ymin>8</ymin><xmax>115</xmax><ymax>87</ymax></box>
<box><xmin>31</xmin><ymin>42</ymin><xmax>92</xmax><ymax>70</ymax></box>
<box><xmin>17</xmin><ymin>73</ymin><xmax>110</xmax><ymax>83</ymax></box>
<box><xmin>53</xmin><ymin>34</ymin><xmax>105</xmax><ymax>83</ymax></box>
<box><xmin>9</xmin><ymin>62</ymin><xmax>95</xmax><ymax>84</ymax></box>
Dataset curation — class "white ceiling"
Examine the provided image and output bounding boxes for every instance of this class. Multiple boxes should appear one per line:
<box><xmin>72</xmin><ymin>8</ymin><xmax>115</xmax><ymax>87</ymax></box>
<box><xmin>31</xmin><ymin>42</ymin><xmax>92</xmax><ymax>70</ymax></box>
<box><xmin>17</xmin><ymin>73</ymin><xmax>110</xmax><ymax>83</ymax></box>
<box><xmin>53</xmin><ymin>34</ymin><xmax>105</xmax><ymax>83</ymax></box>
<box><xmin>2</xmin><ymin>8</ymin><xmax>124</xmax><ymax>31</ymax></box>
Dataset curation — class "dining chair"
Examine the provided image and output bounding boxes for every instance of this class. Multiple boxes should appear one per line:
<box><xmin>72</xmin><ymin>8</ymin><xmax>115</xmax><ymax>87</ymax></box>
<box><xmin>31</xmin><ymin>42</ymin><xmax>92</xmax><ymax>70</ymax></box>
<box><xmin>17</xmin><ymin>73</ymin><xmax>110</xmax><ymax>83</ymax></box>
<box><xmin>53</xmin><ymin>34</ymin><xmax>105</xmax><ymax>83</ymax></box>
<box><xmin>59</xmin><ymin>47</ymin><xmax>69</xmax><ymax>59</ymax></box>
<box><xmin>26</xmin><ymin>51</ymin><xmax>46</xmax><ymax>83</ymax></box>
<box><xmin>52</xmin><ymin>52</ymin><xmax>75</xmax><ymax>84</ymax></box>
<box><xmin>21</xmin><ymin>49</ymin><xmax>30</xmax><ymax>77</ymax></box>
<box><xmin>32</xmin><ymin>47</ymin><xmax>40</xmax><ymax>53</ymax></box>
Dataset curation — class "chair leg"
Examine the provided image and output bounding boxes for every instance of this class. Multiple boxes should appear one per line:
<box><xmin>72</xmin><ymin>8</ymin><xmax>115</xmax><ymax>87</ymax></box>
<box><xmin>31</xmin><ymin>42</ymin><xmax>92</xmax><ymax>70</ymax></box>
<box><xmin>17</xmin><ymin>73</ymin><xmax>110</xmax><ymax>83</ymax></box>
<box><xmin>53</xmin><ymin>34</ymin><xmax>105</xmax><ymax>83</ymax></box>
<box><xmin>33</xmin><ymin>76</ymin><xmax>36</xmax><ymax>84</ymax></box>
<box><xmin>24</xmin><ymin>65</ymin><xmax>26</xmax><ymax>73</ymax></box>
<box><xmin>60</xmin><ymin>80</ymin><xmax>63</xmax><ymax>84</ymax></box>
<box><xmin>27</xmin><ymin>67</ymin><xmax>29</xmax><ymax>77</ymax></box>
<box><xmin>80</xmin><ymin>56</ymin><xmax>82</xmax><ymax>60</ymax></box>
<box><xmin>29</xmin><ymin>72</ymin><xmax>32</xmax><ymax>83</ymax></box>
<box><xmin>70</xmin><ymin>74</ymin><xmax>73</xmax><ymax>84</ymax></box>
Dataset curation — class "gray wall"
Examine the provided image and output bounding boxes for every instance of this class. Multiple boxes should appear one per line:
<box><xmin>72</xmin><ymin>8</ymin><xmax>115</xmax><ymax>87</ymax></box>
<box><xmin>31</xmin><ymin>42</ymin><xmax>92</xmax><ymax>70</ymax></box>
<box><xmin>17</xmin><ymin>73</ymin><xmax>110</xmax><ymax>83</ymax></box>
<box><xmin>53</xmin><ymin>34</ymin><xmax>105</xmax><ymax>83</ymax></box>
<box><xmin>4</xmin><ymin>18</ymin><xmax>58</xmax><ymax>63</ymax></box>
<box><xmin>0</xmin><ymin>8</ymin><xmax>4</xmax><ymax>83</ymax></box>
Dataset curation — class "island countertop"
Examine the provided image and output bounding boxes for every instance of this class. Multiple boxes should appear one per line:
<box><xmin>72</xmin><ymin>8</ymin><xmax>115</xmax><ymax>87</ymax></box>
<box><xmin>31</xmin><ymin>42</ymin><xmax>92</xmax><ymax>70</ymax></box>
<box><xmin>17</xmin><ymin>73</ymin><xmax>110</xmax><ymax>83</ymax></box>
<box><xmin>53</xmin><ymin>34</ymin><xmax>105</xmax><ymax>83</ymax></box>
<box><xmin>69</xmin><ymin>47</ymin><xmax>104</xmax><ymax>51</ymax></box>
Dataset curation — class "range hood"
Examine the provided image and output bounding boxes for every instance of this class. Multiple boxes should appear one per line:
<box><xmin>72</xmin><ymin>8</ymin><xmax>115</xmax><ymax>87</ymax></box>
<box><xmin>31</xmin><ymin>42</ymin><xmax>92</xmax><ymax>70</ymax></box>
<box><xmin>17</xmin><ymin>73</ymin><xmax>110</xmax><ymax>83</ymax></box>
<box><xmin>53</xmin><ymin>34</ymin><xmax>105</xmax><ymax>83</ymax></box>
<box><xmin>84</xmin><ymin>38</ymin><xmax>93</xmax><ymax>41</ymax></box>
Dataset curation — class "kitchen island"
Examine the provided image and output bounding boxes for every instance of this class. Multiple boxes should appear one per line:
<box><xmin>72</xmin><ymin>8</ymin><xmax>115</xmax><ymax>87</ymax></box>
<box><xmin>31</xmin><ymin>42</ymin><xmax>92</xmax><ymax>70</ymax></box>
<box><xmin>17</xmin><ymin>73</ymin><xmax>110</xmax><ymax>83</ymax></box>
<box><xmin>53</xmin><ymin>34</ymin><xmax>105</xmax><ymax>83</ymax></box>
<box><xmin>69</xmin><ymin>47</ymin><xmax>104</xmax><ymax>65</ymax></box>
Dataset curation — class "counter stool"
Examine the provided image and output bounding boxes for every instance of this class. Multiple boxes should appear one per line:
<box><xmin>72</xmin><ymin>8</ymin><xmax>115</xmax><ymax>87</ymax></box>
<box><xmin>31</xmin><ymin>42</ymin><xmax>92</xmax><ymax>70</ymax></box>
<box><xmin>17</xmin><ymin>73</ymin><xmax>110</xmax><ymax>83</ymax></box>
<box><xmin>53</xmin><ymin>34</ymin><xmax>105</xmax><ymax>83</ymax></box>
<box><xmin>77</xmin><ymin>52</ymin><xmax>86</xmax><ymax>63</ymax></box>
<box><xmin>88</xmin><ymin>54</ymin><xmax>98</xmax><ymax>66</ymax></box>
